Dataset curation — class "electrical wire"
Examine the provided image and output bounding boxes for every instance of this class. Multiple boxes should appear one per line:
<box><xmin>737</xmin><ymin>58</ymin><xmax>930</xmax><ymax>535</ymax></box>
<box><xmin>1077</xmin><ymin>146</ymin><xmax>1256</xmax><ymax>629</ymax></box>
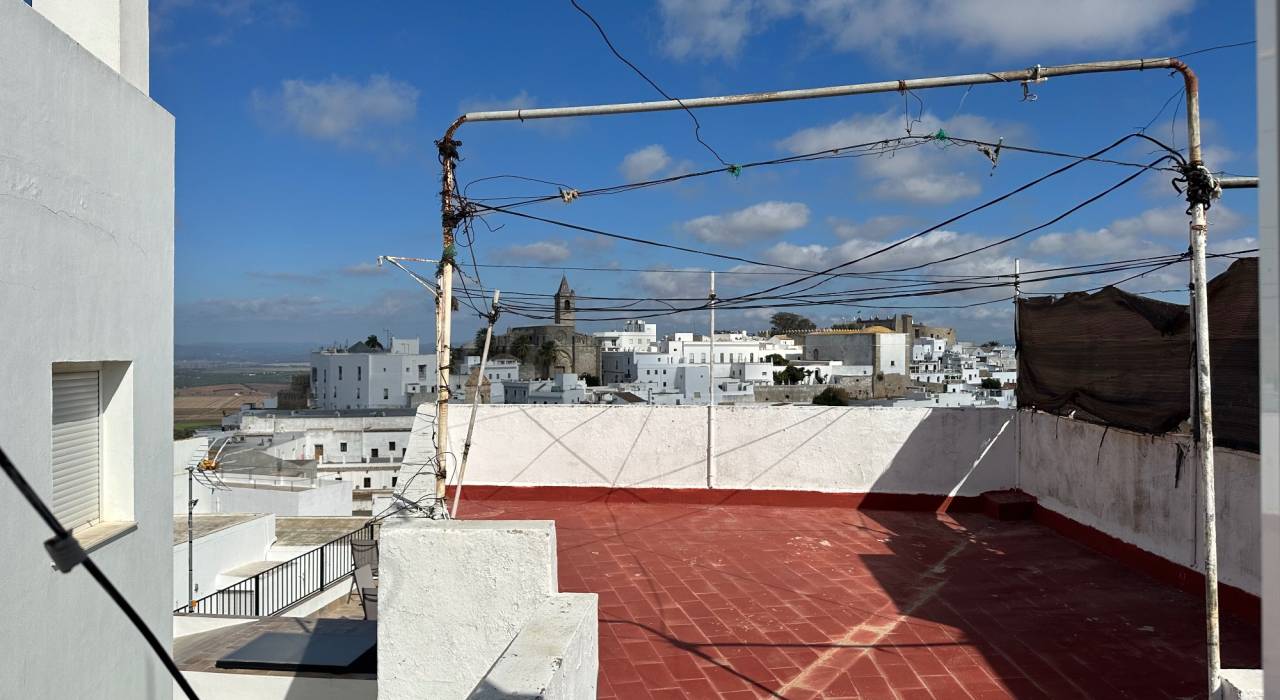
<box><xmin>714</xmin><ymin>133</ymin><xmax>1184</xmax><ymax>307</ymax></box>
<box><xmin>452</xmin><ymin>250</ymin><xmax>1254</xmax><ymax>322</ymax></box>
<box><xmin>1175</xmin><ymin>40</ymin><xmax>1256</xmax><ymax>58</ymax></box>
<box><xmin>463</xmin><ymin>134</ymin><xmax>1174</xmax><ymax>212</ymax></box>
<box><xmin>0</xmin><ymin>445</ymin><xmax>201</xmax><ymax>700</ymax></box>
<box><xmin>569</xmin><ymin>0</ymin><xmax>731</xmax><ymax>167</ymax></box>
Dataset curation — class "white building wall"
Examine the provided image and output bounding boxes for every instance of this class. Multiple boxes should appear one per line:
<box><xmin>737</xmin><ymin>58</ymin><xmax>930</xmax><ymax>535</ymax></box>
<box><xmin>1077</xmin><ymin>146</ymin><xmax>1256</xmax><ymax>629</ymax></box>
<box><xmin>171</xmin><ymin>514</ymin><xmax>276</xmax><ymax>610</ymax></box>
<box><xmin>0</xmin><ymin>3</ymin><xmax>174</xmax><ymax>697</ymax></box>
<box><xmin>310</xmin><ymin>351</ymin><xmax>436</xmax><ymax>409</ymax></box>
<box><xmin>31</xmin><ymin>0</ymin><xmax>149</xmax><ymax>93</ymax></box>
<box><xmin>877</xmin><ymin>333</ymin><xmax>909</xmax><ymax>375</ymax></box>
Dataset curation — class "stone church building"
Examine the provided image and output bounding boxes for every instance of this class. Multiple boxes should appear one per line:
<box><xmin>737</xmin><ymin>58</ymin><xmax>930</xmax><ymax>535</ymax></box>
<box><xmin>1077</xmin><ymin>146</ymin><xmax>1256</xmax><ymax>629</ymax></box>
<box><xmin>496</xmin><ymin>276</ymin><xmax>600</xmax><ymax>380</ymax></box>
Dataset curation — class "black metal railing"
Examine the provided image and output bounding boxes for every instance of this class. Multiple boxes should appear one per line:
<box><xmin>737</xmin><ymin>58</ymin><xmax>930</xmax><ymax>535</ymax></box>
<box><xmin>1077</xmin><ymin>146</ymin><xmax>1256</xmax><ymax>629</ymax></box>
<box><xmin>175</xmin><ymin>523</ymin><xmax>376</xmax><ymax>617</ymax></box>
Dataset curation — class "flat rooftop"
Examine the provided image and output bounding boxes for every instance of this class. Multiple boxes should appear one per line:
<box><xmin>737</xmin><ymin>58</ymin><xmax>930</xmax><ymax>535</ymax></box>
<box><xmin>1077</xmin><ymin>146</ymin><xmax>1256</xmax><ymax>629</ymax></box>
<box><xmin>459</xmin><ymin>489</ymin><xmax>1260</xmax><ymax>700</ymax></box>
<box><xmin>274</xmin><ymin>517</ymin><xmax>373</xmax><ymax>546</ymax></box>
<box><xmin>173</xmin><ymin>513</ymin><xmax>267</xmax><ymax>545</ymax></box>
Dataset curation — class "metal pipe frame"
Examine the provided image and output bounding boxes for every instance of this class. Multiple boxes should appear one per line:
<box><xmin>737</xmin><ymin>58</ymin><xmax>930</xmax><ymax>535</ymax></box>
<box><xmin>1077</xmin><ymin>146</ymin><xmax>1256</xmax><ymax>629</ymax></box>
<box><xmin>435</xmin><ymin>58</ymin><xmax>1224</xmax><ymax>696</ymax></box>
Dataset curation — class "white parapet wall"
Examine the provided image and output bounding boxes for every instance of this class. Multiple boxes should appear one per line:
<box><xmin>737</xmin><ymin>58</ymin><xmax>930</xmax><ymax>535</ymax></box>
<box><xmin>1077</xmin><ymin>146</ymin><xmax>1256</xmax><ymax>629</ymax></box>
<box><xmin>1019</xmin><ymin>411</ymin><xmax>1261</xmax><ymax>595</ymax></box>
<box><xmin>401</xmin><ymin>404</ymin><xmax>1015</xmax><ymax>496</ymax></box>
<box><xmin>379</xmin><ymin>518</ymin><xmax>598</xmax><ymax>700</ymax></box>
<box><xmin>468</xmin><ymin>594</ymin><xmax>599</xmax><ymax>700</ymax></box>
<box><xmin>174</xmin><ymin>472</ymin><xmax>355</xmax><ymax>516</ymax></box>
<box><xmin>171</xmin><ymin>514</ymin><xmax>275</xmax><ymax>610</ymax></box>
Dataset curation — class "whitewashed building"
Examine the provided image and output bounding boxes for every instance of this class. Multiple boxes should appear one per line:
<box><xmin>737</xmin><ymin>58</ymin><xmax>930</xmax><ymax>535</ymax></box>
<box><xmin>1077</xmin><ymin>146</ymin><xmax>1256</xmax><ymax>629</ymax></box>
<box><xmin>310</xmin><ymin>337</ymin><xmax>437</xmax><ymax>410</ymax></box>
<box><xmin>505</xmin><ymin>373</ymin><xmax>590</xmax><ymax>404</ymax></box>
<box><xmin>0</xmin><ymin>2</ymin><xmax>175</xmax><ymax>697</ymax></box>
<box><xmin>594</xmin><ymin>319</ymin><xmax>658</xmax><ymax>352</ymax></box>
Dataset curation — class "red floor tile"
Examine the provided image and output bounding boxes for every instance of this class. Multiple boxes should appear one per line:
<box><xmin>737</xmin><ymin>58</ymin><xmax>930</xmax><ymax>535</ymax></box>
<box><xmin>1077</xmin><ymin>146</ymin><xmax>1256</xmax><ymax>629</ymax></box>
<box><xmin>467</xmin><ymin>491</ymin><xmax>1261</xmax><ymax>699</ymax></box>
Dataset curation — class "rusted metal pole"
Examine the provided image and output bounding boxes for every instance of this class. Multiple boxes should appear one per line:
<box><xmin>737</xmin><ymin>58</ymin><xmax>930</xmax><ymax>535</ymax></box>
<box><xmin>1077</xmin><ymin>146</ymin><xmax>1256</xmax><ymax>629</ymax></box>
<box><xmin>434</xmin><ymin>123</ymin><xmax>465</xmax><ymax>514</ymax></box>
<box><xmin>1168</xmin><ymin>59</ymin><xmax>1224</xmax><ymax>700</ymax></box>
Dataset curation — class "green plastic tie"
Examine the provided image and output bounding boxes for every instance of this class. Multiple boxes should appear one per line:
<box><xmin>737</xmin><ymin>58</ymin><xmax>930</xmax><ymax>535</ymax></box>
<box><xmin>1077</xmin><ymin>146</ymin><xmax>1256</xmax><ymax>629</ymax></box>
<box><xmin>727</xmin><ymin>165</ymin><xmax>743</xmax><ymax>178</ymax></box>
<box><xmin>932</xmin><ymin>128</ymin><xmax>948</xmax><ymax>141</ymax></box>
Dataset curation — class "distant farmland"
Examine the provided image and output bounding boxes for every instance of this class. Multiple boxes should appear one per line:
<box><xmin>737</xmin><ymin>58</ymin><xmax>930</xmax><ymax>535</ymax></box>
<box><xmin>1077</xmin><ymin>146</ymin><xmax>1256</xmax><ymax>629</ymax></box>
<box><xmin>174</xmin><ymin>364</ymin><xmax>306</xmax><ymax>389</ymax></box>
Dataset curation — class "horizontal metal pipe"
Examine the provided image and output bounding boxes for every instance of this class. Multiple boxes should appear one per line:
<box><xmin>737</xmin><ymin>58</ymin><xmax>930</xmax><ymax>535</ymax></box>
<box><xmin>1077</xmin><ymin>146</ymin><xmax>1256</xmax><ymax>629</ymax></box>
<box><xmin>1217</xmin><ymin>176</ymin><xmax>1259</xmax><ymax>189</ymax></box>
<box><xmin>458</xmin><ymin>58</ymin><xmax>1175</xmax><ymax>124</ymax></box>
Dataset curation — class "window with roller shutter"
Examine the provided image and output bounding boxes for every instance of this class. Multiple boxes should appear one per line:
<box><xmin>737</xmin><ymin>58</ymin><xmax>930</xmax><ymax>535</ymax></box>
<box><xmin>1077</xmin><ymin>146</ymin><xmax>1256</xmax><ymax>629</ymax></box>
<box><xmin>51</xmin><ymin>370</ymin><xmax>101</xmax><ymax>530</ymax></box>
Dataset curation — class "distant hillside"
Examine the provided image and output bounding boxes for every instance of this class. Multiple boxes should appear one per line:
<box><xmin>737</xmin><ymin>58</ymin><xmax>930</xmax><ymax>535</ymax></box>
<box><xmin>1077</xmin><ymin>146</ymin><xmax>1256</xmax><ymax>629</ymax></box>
<box><xmin>175</xmin><ymin>341</ymin><xmax>318</xmax><ymax>365</ymax></box>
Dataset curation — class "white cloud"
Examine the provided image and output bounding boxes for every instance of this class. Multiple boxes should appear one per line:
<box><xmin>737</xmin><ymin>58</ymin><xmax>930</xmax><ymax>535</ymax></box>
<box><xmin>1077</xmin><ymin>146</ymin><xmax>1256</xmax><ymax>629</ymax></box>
<box><xmin>458</xmin><ymin>91</ymin><xmax>574</xmax><ymax>136</ymax></box>
<box><xmin>658</xmin><ymin>0</ymin><xmax>755</xmax><ymax>60</ymax></box>
<box><xmin>780</xmin><ymin>110</ymin><xmax>1020</xmax><ymax>204</ymax></box>
<box><xmin>619</xmin><ymin>145</ymin><xmax>673</xmax><ymax>182</ymax></box>
<box><xmin>252</xmin><ymin>75</ymin><xmax>419</xmax><ymax>155</ymax></box>
<box><xmin>829</xmin><ymin>215</ymin><xmax>915</xmax><ymax>241</ymax></box>
<box><xmin>1031</xmin><ymin>204</ymin><xmax>1249</xmax><ymax>262</ymax></box>
<box><xmin>497</xmin><ymin>240</ymin><xmax>572</xmax><ymax>264</ymax></box>
<box><xmin>1029</xmin><ymin>227</ymin><xmax>1165</xmax><ymax>261</ymax></box>
<box><xmin>659</xmin><ymin>0</ymin><xmax>1193</xmax><ymax>63</ymax></box>
<box><xmin>682</xmin><ymin>201</ymin><xmax>811</xmax><ymax>244</ymax></box>
<box><xmin>341</xmin><ymin>262</ymin><xmax>388</xmax><ymax>277</ymax></box>
<box><xmin>634</xmin><ymin>267</ymin><xmax>712</xmax><ymax>299</ymax></box>
<box><xmin>152</xmin><ymin>0</ymin><xmax>302</xmax><ymax>47</ymax></box>
<box><xmin>245</xmin><ymin>271</ymin><xmax>326</xmax><ymax>285</ymax></box>
<box><xmin>458</xmin><ymin>90</ymin><xmax>538</xmax><ymax>113</ymax></box>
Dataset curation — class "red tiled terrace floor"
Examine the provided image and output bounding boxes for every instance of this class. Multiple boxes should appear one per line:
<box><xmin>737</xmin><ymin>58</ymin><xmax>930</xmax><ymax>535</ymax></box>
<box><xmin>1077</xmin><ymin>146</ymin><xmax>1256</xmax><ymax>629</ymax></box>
<box><xmin>463</xmin><ymin>488</ymin><xmax>1259</xmax><ymax>700</ymax></box>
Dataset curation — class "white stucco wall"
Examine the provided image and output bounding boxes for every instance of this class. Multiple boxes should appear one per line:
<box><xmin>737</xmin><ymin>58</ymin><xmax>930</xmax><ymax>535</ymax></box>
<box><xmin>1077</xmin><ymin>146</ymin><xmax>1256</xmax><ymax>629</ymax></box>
<box><xmin>31</xmin><ymin>0</ymin><xmax>149</xmax><ymax>93</ymax></box>
<box><xmin>175</xmin><ymin>470</ymin><xmax>354</xmax><ymax>516</ymax></box>
<box><xmin>468</xmin><ymin>594</ymin><xmax>599</xmax><ymax>700</ymax></box>
<box><xmin>172</xmin><ymin>514</ymin><xmax>276</xmax><ymax>610</ymax></box>
<box><xmin>401</xmin><ymin>404</ymin><xmax>1015</xmax><ymax>496</ymax></box>
<box><xmin>1019</xmin><ymin>411</ymin><xmax>1261</xmax><ymax>595</ymax></box>
<box><xmin>379</xmin><ymin>519</ymin><xmax>563</xmax><ymax>699</ymax></box>
<box><xmin>0</xmin><ymin>3</ymin><xmax>174</xmax><ymax>698</ymax></box>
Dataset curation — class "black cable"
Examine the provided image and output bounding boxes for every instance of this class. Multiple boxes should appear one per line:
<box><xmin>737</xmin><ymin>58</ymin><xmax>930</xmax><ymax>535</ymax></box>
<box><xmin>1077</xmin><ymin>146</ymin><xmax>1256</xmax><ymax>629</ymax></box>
<box><xmin>470</xmin><ymin>202</ymin><xmax>812</xmax><ymax>271</ymax></box>
<box><xmin>475</xmin><ymin>250</ymin><xmax>1255</xmax><ymax>322</ymax></box>
<box><xmin>1175</xmin><ymin>40</ymin><xmax>1256</xmax><ymax>58</ymax></box>
<box><xmin>464</xmin><ymin>134</ymin><xmax>1172</xmax><ymax>212</ymax></box>
<box><xmin>716</xmin><ymin>133</ymin><xmax>1184</xmax><ymax>307</ymax></box>
<box><xmin>569</xmin><ymin>0</ymin><xmax>730</xmax><ymax>167</ymax></box>
<box><xmin>0</xmin><ymin>445</ymin><xmax>200</xmax><ymax>700</ymax></box>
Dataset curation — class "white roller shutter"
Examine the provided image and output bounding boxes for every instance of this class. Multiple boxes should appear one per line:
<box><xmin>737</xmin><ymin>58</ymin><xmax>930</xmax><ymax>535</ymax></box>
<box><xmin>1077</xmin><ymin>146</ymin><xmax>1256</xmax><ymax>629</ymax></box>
<box><xmin>51</xmin><ymin>371</ymin><xmax>100</xmax><ymax>530</ymax></box>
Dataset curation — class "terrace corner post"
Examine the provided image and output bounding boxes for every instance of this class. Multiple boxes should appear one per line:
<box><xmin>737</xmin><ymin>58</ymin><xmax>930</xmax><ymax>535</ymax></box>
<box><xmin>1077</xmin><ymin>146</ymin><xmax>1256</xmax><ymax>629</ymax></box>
<box><xmin>1171</xmin><ymin>58</ymin><xmax>1223</xmax><ymax>700</ymax></box>
<box><xmin>435</xmin><ymin>118</ymin><xmax>466</xmax><ymax>513</ymax></box>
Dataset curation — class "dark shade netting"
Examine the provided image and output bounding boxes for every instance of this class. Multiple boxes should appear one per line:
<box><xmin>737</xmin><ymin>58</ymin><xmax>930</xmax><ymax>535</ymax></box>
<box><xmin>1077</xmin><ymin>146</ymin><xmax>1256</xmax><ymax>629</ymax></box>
<box><xmin>1017</xmin><ymin>257</ymin><xmax>1257</xmax><ymax>452</ymax></box>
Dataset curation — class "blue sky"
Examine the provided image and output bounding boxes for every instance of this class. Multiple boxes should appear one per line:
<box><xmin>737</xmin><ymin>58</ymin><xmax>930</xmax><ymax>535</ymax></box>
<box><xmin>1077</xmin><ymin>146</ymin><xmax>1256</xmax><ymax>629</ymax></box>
<box><xmin>154</xmin><ymin>0</ymin><xmax>1258</xmax><ymax>348</ymax></box>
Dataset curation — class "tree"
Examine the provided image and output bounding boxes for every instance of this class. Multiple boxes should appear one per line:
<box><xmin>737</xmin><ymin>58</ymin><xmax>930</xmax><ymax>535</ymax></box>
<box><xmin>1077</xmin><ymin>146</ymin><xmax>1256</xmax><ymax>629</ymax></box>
<box><xmin>508</xmin><ymin>334</ymin><xmax>533</xmax><ymax>363</ymax></box>
<box><xmin>813</xmin><ymin>387</ymin><xmax>849</xmax><ymax>406</ymax></box>
<box><xmin>981</xmin><ymin>377</ymin><xmax>1002</xmax><ymax>390</ymax></box>
<box><xmin>764</xmin><ymin>353</ymin><xmax>789</xmax><ymax>366</ymax></box>
<box><xmin>364</xmin><ymin>334</ymin><xmax>384</xmax><ymax>350</ymax></box>
<box><xmin>769</xmin><ymin>312</ymin><xmax>816</xmax><ymax>334</ymax></box>
<box><xmin>473</xmin><ymin>327</ymin><xmax>491</xmax><ymax>354</ymax></box>
<box><xmin>773</xmin><ymin>365</ymin><xmax>806</xmax><ymax>385</ymax></box>
<box><xmin>536</xmin><ymin>340</ymin><xmax>571</xmax><ymax>378</ymax></box>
